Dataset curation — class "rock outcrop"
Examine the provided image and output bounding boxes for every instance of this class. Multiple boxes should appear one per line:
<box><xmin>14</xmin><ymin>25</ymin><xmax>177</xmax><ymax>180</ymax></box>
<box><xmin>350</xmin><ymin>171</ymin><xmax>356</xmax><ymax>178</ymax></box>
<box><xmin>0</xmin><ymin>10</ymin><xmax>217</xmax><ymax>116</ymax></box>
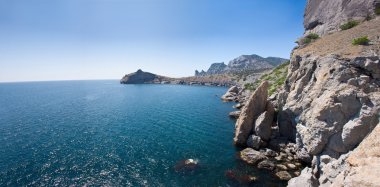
<box><xmin>233</xmin><ymin>81</ymin><xmax>269</xmax><ymax>146</ymax></box>
<box><xmin>120</xmin><ymin>69</ymin><xmax>170</xmax><ymax>84</ymax></box>
<box><xmin>304</xmin><ymin>0</ymin><xmax>379</xmax><ymax>36</ymax></box>
<box><xmin>279</xmin><ymin>2</ymin><xmax>380</xmax><ymax>186</ymax></box>
<box><xmin>221</xmin><ymin>86</ymin><xmax>240</xmax><ymax>101</ymax></box>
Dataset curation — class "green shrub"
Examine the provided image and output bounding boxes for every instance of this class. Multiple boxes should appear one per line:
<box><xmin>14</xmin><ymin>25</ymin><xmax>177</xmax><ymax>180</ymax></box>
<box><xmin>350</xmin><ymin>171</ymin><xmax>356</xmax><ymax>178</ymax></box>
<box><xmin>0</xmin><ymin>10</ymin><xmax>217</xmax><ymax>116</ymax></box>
<box><xmin>352</xmin><ymin>36</ymin><xmax>370</xmax><ymax>45</ymax></box>
<box><xmin>244</xmin><ymin>83</ymin><xmax>254</xmax><ymax>91</ymax></box>
<box><xmin>340</xmin><ymin>20</ymin><xmax>359</xmax><ymax>30</ymax></box>
<box><xmin>298</xmin><ymin>34</ymin><xmax>319</xmax><ymax>46</ymax></box>
<box><xmin>376</xmin><ymin>7</ymin><xmax>380</xmax><ymax>15</ymax></box>
<box><xmin>306</xmin><ymin>33</ymin><xmax>319</xmax><ymax>40</ymax></box>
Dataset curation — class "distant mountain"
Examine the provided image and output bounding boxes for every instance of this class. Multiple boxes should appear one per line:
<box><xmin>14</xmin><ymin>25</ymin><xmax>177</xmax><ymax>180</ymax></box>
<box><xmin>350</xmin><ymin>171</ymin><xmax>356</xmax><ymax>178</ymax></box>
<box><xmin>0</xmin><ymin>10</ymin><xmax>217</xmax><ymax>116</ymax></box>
<box><xmin>195</xmin><ymin>54</ymin><xmax>288</xmax><ymax>76</ymax></box>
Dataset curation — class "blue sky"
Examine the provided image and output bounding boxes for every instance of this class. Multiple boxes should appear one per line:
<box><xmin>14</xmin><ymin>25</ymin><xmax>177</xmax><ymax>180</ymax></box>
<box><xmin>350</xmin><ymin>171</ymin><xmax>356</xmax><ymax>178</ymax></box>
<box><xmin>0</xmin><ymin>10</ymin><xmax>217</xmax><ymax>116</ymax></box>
<box><xmin>0</xmin><ymin>0</ymin><xmax>306</xmax><ymax>82</ymax></box>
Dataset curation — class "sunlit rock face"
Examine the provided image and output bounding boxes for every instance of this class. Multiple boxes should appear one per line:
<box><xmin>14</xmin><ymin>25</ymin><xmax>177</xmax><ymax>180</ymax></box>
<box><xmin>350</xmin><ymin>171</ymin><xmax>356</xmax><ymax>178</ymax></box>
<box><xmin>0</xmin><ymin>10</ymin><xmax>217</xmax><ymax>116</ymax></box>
<box><xmin>304</xmin><ymin>0</ymin><xmax>379</xmax><ymax>36</ymax></box>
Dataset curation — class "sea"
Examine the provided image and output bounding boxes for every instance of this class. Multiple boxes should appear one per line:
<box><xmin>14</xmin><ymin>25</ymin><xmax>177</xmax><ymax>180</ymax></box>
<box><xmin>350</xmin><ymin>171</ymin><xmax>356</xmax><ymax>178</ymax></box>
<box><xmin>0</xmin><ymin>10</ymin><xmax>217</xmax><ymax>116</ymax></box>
<box><xmin>0</xmin><ymin>80</ymin><xmax>286</xmax><ymax>186</ymax></box>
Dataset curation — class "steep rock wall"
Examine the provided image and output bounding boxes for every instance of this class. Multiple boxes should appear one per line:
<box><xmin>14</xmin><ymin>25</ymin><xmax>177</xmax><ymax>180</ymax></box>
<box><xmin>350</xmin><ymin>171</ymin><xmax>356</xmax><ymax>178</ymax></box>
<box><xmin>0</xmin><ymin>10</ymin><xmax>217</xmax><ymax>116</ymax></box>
<box><xmin>304</xmin><ymin>0</ymin><xmax>379</xmax><ymax>36</ymax></box>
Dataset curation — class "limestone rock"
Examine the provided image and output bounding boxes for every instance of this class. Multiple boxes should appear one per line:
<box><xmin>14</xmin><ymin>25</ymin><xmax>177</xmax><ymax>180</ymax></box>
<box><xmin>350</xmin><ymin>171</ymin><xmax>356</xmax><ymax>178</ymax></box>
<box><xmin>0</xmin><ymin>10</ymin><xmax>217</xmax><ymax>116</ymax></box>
<box><xmin>254</xmin><ymin>101</ymin><xmax>275</xmax><ymax>141</ymax></box>
<box><xmin>257</xmin><ymin>160</ymin><xmax>275</xmax><ymax>171</ymax></box>
<box><xmin>228</xmin><ymin>111</ymin><xmax>241</xmax><ymax>119</ymax></box>
<box><xmin>288</xmin><ymin>167</ymin><xmax>319</xmax><ymax>187</ymax></box>
<box><xmin>239</xmin><ymin>148</ymin><xmax>268</xmax><ymax>165</ymax></box>
<box><xmin>246</xmin><ymin>135</ymin><xmax>264</xmax><ymax>150</ymax></box>
<box><xmin>304</xmin><ymin>0</ymin><xmax>379</xmax><ymax>36</ymax></box>
<box><xmin>275</xmin><ymin>171</ymin><xmax>292</xmax><ymax>181</ymax></box>
<box><xmin>234</xmin><ymin>81</ymin><xmax>269</xmax><ymax>146</ymax></box>
<box><xmin>221</xmin><ymin>86</ymin><xmax>239</xmax><ymax>101</ymax></box>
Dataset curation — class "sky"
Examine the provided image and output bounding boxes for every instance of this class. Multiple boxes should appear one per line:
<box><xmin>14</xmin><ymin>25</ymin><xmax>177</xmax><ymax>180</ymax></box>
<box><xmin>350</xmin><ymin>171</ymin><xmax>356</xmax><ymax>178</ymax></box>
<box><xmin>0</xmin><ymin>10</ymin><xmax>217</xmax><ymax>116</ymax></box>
<box><xmin>0</xmin><ymin>0</ymin><xmax>306</xmax><ymax>82</ymax></box>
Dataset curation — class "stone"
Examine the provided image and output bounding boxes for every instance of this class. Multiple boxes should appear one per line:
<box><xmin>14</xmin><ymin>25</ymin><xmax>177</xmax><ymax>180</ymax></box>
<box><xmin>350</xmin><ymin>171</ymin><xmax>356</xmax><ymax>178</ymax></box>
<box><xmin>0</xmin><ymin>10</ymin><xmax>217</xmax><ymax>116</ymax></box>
<box><xmin>287</xmin><ymin>163</ymin><xmax>297</xmax><ymax>170</ymax></box>
<box><xmin>257</xmin><ymin>160</ymin><xmax>275</xmax><ymax>171</ymax></box>
<box><xmin>233</xmin><ymin>103</ymin><xmax>244</xmax><ymax>109</ymax></box>
<box><xmin>288</xmin><ymin>167</ymin><xmax>319</xmax><ymax>187</ymax></box>
<box><xmin>254</xmin><ymin>101</ymin><xmax>275</xmax><ymax>141</ymax></box>
<box><xmin>228</xmin><ymin>111</ymin><xmax>241</xmax><ymax>119</ymax></box>
<box><xmin>264</xmin><ymin>148</ymin><xmax>277</xmax><ymax>157</ymax></box>
<box><xmin>234</xmin><ymin>81</ymin><xmax>269</xmax><ymax>146</ymax></box>
<box><xmin>246</xmin><ymin>135</ymin><xmax>264</xmax><ymax>150</ymax></box>
<box><xmin>275</xmin><ymin>171</ymin><xmax>292</xmax><ymax>181</ymax></box>
<box><xmin>276</xmin><ymin>164</ymin><xmax>288</xmax><ymax>171</ymax></box>
<box><xmin>239</xmin><ymin>148</ymin><xmax>268</xmax><ymax>165</ymax></box>
<box><xmin>296</xmin><ymin>147</ymin><xmax>312</xmax><ymax>164</ymax></box>
<box><xmin>342</xmin><ymin>108</ymin><xmax>379</xmax><ymax>149</ymax></box>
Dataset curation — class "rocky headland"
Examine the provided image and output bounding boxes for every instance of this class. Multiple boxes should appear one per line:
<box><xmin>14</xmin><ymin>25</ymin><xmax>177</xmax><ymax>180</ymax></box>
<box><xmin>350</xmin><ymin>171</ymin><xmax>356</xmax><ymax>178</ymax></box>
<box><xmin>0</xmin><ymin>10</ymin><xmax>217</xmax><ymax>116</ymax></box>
<box><xmin>223</xmin><ymin>0</ymin><xmax>380</xmax><ymax>185</ymax></box>
<box><xmin>121</xmin><ymin>54</ymin><xmax>288</xmax><ymax>87</ymax></box>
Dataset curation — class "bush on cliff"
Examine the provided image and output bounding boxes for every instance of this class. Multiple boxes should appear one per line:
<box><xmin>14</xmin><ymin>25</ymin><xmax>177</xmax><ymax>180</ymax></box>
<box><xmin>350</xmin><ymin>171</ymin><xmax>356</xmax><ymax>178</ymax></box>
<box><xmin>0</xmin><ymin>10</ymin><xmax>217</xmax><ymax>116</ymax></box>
<box><xmin>376</xmin><ymin>7</ymin><xmax>380</xmax><ymax>15</ymax></box>
<box><xmin>244</xmin><ymin>61</ymin><xmax>290</xmax><ymax>95</ymax></box>
<box><xmin>340</xmin><ymin>20</ymin><xmax>359</xmax><ymax>30</ymax></box>
<box><xmin>298</xmin><ymin>33</ymin><xmax>319</xmax><ymax>45</ymax></box>
<box><xmin>352</xmin><ymin>36</ymin><xmax>370</xmax><ymax>45</ymax></box>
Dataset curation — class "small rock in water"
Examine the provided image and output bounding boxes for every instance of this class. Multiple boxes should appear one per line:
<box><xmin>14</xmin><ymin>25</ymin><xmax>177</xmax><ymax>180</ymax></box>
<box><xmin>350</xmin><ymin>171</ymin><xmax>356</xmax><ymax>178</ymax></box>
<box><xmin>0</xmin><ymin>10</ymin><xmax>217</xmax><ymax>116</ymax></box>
<box><xmin>275</xmin><ymin>171</ymin><xmax>292</xmax><ymax>180</ymax></box>
<box><xmin>229</xmin><ymin>111</ymin><xmax>241</xmax><ymax>119</ymax></box>
<box><xmin>174</xmin><ymin>159</ymin><xmax>199</xmax><ymax>172</ymax></box>
<box><xmin>286</xmin><ymin>163</ymin><xmax>297</xmax><ymax>170</ymax></box>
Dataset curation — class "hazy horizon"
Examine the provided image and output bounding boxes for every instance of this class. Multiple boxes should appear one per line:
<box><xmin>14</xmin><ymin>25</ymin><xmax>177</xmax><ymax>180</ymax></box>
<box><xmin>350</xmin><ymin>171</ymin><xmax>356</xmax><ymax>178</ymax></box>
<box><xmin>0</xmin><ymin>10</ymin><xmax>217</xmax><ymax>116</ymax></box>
<box><xmin>0</xmin><ymin>0</ymin><xmax>306</xmax><ymax>82</ymax></box>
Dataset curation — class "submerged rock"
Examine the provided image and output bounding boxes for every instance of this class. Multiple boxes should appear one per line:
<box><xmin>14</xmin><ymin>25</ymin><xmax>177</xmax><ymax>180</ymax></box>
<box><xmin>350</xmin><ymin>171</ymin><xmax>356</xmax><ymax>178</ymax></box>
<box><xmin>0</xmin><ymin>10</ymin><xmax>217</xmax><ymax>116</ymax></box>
<box><xmin>174</xmin><ymin>159</ymin><xmax>200</xmax><ymax>172</ymax></box>
<box><xmin>225</xmin><ymin>170</ymin><xmax>257</xmax><ymax>184</ymax></box>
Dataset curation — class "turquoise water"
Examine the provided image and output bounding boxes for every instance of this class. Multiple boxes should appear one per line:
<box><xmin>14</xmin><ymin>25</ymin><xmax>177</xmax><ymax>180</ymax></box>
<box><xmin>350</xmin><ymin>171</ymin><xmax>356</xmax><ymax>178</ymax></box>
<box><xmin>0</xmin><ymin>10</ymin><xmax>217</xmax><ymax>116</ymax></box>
<box><xmin>0</xmin><ymin>80</ymin><xmax>285</xmax><ymax>186</ymax></box>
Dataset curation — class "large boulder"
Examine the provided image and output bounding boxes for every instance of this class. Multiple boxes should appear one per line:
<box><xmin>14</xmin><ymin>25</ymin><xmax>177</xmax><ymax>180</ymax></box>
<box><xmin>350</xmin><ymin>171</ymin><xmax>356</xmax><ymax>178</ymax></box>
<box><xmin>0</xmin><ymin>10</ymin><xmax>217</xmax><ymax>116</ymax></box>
<box><xmin>221</xmin><ymin>86</ymin><xmax>239</xmax><ymax>101</ymax></box>
<box><xmin>254</xmin><ymin>101</ymin><xmax>275</xmax><ymax>141</ymax></box>
<box><xmin>239</xmin><ymin>148</ymin><xmax>268</xmax><ymax>165</ymax></box>
<box><xmin>288</xmin><ymin>167</ymin><xmax>319</xmax><ymax>187</ymax></box>
<box><xmin>234</xmin><ymin>81</ymin><xmax>269</xmax><ymax>146</ymax></box>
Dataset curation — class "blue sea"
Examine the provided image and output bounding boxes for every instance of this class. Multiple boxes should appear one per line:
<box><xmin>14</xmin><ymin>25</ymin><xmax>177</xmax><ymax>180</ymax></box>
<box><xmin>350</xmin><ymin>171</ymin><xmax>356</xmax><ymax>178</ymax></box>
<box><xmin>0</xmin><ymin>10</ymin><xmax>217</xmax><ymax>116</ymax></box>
<box><xmin>0</xmin><ymin>80</ymin><xmax>285</xmax><ymax>186</ymax></box>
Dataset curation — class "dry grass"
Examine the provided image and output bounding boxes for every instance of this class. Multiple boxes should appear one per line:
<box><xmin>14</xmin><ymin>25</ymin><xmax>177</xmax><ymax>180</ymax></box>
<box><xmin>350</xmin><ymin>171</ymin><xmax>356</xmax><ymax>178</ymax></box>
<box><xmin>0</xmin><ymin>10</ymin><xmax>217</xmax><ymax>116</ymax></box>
<box><xmin>294</xmin><ymin>18</ymin><xmax>380</xmax><ymax>58</ymax></box>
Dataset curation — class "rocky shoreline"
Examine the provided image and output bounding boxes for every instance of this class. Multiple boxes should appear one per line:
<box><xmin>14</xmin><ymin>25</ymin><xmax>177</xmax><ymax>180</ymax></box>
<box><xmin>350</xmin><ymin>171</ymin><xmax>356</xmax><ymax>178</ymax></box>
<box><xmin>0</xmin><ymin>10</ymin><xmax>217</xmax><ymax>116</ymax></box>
<box><xmin>221</xmin><ymin>0</ymin><xmax>380</xmax><ymax>185</ymax></box>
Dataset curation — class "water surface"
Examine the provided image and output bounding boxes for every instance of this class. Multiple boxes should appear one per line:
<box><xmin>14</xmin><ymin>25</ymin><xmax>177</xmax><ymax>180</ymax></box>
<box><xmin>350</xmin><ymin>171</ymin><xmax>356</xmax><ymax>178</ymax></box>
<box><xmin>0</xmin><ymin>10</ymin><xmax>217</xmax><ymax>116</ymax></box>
<box><xmin>0</xmin><ymin>81</ymin><xmax>285</xmax><ymax>186</ymax></box>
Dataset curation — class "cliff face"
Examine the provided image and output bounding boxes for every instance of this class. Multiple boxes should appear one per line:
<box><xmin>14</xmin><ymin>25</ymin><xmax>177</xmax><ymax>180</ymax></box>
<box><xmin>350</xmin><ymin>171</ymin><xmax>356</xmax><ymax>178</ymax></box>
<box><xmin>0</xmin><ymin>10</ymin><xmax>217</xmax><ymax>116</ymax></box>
<box><xmin>282</xmin><ymin>1</ymin><xmax>380</xmax><ymax>186</ymax></box>
<box><xmin>195</xmin><ymin>54</ymin><xmax>288</xmax><ymax>76</ymax></box>
<box><xmin>304</xmin><ymin>0</ymin><xmax>379</xmax><ymax>36</ymax></box>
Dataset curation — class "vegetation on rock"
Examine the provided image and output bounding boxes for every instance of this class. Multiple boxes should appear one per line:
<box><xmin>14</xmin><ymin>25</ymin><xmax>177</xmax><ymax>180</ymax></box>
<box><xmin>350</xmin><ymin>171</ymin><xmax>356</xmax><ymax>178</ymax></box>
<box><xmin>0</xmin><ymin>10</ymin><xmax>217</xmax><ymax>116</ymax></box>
<box><xmin>340</xmin><ymin>20</ymin><xmax>359</xmax><ymax>30</ymax></box>
<box><xmin>244</xmin><ymin>61</ymin><xmax>289</xmax><ymax>96</ymax></box>
<box><xmin>376</xmin><ymin>7</ymin><xmax>380</xmax><ymax>15</ymax></box>
<box><xmin>298</xmin><ymin>33</ymin><xmax>319</xmax><ymax>45</ymax></box>
<box><xmin>352</xmin><ymin>36</ymin><xmax>370</xmax><ymax>45</ymax></box>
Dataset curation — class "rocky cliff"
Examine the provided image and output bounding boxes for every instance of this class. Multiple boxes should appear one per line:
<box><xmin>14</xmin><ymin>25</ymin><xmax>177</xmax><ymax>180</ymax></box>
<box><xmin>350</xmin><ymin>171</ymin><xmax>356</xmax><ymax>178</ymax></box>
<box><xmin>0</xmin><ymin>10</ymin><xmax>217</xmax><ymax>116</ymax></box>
<box><xmin>195</xmin><ymin>54</ymin><xmax>288</xmax><ymax>76</ymax></box>
<box><xmin>227</xmin><ymin>0</ymin><xmax>380</xmax><ymax>185</ymax></box>
<box><xmin>304</xmin><ymin>0</ymin><xmax>380</xmax><ymax>36</ymax></box>
<box><xmin>283</xmin><ymin>1</ymin><xmax>380</xmax><ymax>186</ymax></box>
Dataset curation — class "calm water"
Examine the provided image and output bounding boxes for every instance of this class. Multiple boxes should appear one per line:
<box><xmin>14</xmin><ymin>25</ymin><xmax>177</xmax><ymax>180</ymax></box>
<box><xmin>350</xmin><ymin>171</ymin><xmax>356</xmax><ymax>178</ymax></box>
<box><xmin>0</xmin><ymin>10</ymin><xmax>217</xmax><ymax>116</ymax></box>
<box><xmin>0</xmin><ymin>80</ymin><xmax>285</xmax><ymax>186</ymax></box>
